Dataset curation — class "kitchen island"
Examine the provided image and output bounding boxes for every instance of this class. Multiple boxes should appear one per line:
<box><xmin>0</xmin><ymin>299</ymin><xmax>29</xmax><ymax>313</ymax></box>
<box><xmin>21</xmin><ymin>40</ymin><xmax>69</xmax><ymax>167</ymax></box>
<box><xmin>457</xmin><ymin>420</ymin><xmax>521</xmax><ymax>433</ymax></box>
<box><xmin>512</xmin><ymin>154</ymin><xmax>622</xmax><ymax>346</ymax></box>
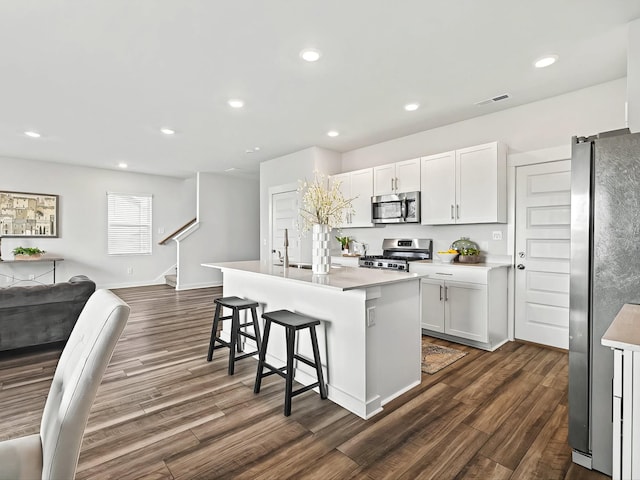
<box><xmin>202</xmin><ymin>260</ymin><xmax>424</xmax><ymax>419</ymax></box>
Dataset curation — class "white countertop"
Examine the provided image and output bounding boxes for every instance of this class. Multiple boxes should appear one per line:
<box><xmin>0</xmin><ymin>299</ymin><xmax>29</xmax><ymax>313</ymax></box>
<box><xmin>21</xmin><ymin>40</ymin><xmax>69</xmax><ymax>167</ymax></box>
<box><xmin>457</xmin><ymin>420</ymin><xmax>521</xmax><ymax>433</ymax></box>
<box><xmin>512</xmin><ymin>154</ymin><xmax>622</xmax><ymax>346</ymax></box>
<box><xmin>202</xmin><ymin>260</ymin><xmax>425</xmax><ymax>291</ymax></box>
<box><xmin>602</xmin><ymin>303</ymin><xmax>640</xmax><ymax>352</ymax></box>
<box><xmin>412</xmin><ymin>260</ymin><xmax>511</xmax><ymax>269</ymax></box>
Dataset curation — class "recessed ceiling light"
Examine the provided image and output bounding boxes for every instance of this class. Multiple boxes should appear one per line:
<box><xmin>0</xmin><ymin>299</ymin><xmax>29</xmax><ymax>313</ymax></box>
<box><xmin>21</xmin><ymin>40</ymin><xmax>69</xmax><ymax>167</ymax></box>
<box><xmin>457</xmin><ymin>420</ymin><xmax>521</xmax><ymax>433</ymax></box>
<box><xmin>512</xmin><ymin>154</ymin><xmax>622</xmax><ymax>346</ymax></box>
<box><xmin>245</xmin><ymin>149</ymin><xmax>254</xmax><ymax>154</ymax></box>
<box><xmin>327</xmin><ymin>130</ymin><xmax>340</xmax><ymax>137</ymax></box>
<box><xmin>300</xmin><ymin>48</ymin><xmax>321</xmax><ymax>62</ymax></box>
<box><xmin>404</xmin><ymin>103</ymin><xmax>420</xmax><ymax>111</ymax></box>
<box><xmin>253</xmin><ymin>146</ymin><xmax>260</xmax><ymax>151</ymax></box>
<box><xmin>118</xmin><ymin>162</ymin><xmax>128</xmax><ymax>169</ymax></box>
<box><xmin>24</xmin><ymin>131</ymin><xmax>41</xmax><ymax>138</ymax></box>
<box><xmin>228</xmin><ymin>99</ymin><xmax>244</xmax><ymax>108</ymax></box>
<box><xmin>534</xmin><ymin>55</ymin><xmax>558</xmax><ymax>68</ymax></box>
<box><xmin>160</xmin><ymin>128</ymin><xmax>175</xmax><ymax>135</ymax></box>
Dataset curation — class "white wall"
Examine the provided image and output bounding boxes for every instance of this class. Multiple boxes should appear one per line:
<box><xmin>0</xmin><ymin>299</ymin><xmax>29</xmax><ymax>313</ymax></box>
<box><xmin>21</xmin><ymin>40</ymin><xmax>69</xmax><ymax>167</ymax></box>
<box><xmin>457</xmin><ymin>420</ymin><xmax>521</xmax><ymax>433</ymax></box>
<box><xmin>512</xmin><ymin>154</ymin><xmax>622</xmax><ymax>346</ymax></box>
<box><xmin>179</xmin><ymin>172</ymin><xmax>260</xmax><ymax>289</ymax></box>
<box><xmin>0</xmin><ymin>157</ymin><xmax>195</xmax><ymax>288</ymax></box>
<box><xmin>339</xmin><ymin>79</ymin><xmax>627</xmax><ymax>258</ymax></box>
<box><xmin>259</xmin><ymin>146</ymin><xmax>341</xmax><ymax>262</ymax></box>
<box><xmin>629</xmin><ymin>18</ymin><xmax>640</xmax><ymax>133</ymax></box>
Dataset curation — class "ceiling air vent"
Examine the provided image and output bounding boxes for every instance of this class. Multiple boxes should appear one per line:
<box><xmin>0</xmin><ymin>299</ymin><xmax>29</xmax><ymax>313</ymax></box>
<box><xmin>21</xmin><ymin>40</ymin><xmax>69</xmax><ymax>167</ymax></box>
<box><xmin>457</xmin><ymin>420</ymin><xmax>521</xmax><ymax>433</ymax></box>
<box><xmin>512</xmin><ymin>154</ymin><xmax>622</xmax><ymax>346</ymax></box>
<box><xmin>475</xmin><ymin>93</ymin><xmax>510</xmax><ymax>106</ymax></box>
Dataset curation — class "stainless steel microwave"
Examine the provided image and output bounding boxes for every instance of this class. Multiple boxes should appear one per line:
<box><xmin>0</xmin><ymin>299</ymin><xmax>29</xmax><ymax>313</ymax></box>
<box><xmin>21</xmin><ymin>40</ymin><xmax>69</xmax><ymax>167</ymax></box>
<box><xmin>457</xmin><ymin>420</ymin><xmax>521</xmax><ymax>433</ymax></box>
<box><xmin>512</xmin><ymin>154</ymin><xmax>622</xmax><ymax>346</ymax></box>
<box><xmin>371</xmin><ymin>191</ymin><xmax>420</xmax><ymax>224</ymax></box>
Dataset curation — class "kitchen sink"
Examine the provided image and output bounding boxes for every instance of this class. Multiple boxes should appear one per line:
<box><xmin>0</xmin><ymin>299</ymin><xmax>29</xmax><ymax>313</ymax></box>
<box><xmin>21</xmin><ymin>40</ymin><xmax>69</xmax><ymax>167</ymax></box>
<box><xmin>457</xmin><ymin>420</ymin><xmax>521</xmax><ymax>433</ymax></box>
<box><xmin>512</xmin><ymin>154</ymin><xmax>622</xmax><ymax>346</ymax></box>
<box><xmin>274</xmin><ymin>263</ymin><xmax>312</xmax><ymax>269</ymax></box>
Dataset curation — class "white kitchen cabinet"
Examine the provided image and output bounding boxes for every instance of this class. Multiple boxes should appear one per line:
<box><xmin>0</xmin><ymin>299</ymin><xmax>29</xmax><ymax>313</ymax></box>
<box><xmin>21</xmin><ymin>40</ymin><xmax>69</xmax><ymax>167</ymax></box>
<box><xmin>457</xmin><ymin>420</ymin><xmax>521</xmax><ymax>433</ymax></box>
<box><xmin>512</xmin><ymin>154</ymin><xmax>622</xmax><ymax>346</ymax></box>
<box><xmin>602</xmin><ymin>304</ymin><xmax>640</xmax><ymax>480</ymax></box>
<box><xmin>420</xmin><ymin>151</ymin><xmax>456</xmax><ymax>224</ymax></box>
<box><xmin>421</xmin><ymin>142</ymin><xmax>507</xmax><ymax>225</ymax></box>
<box><xmin>446</xmin><ymin>280</ymin><xmax>487</xmax><ymax>342</ymax></box>
<box><xmin>332</xmin><ymin>168</ymin><xmax>374</xmax><ymax>228</ymax></box>
<box><xmin>420</xmin><ymin>279</ymin><xmax>445</xmax><ymax>332</ymax></box>
<box><xmin>374</xmin><ymin>158</ymin><xmax>420</xmax><ymax>195</ymax></box>
<box><xmin>414</xmin><ymin>262</ymin><xmax>509</xmax><ymax>351</ymax></box>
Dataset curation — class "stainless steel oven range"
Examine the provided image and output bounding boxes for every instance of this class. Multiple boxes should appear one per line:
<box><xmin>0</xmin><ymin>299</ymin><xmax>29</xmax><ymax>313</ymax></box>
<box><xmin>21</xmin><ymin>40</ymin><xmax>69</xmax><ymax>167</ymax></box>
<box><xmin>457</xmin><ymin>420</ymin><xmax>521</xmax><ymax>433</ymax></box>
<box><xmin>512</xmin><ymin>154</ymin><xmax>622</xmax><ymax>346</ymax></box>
<box><xmin>358</xmin><ymin>238</ymin><xmax>432</xmax><ymax>272</ymax></box>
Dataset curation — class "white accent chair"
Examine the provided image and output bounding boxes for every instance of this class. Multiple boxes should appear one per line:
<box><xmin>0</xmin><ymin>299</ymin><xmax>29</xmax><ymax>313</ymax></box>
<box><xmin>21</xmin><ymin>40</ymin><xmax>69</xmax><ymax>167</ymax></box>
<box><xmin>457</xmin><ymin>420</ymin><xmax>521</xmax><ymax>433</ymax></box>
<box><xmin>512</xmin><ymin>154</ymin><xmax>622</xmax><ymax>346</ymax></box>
<box><xmin>0</xmin><ymin>289</ymin><xmax>130</xmax><ymax>479</ymax></box>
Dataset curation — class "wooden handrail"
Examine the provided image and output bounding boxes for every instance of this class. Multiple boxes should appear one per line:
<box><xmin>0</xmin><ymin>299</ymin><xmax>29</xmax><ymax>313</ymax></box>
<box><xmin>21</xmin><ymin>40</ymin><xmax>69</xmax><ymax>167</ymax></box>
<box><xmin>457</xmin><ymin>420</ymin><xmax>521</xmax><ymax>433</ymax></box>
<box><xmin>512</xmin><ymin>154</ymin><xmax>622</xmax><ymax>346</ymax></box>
<box><xmin>158</xmin><ymin>218</ymin><xmax>197</xmax><ymax>245</ymax></box>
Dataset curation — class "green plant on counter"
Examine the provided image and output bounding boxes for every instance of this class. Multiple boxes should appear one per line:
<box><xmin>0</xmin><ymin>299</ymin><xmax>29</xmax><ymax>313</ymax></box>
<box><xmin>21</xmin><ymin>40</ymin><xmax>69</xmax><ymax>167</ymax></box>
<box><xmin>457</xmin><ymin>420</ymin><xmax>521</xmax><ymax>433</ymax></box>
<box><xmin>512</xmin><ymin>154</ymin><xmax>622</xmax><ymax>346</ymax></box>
<box><xmin>335</xmin><ymin>236</ymin><xmax>351</xmax><ymax>249</ymax></box>
<box><xmin>458</xmin><ymin>247</ymin><xmax>480</xmax><ymax>256</ymax></box>
<box><xmin>12</xmin><ymin>247</ymin><xmax>45</xmax><ymax>256</ymax></box>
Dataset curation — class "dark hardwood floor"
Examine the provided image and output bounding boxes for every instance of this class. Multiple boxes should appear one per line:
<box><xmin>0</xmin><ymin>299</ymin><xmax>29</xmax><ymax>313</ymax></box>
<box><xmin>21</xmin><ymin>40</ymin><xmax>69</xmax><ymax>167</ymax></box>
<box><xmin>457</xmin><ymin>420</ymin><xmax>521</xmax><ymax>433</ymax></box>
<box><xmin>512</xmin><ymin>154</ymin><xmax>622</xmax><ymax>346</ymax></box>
<box><xmin>0</xmin><ymin>285</ymin><xmax>609</xmax><ymax>479</ymax></box>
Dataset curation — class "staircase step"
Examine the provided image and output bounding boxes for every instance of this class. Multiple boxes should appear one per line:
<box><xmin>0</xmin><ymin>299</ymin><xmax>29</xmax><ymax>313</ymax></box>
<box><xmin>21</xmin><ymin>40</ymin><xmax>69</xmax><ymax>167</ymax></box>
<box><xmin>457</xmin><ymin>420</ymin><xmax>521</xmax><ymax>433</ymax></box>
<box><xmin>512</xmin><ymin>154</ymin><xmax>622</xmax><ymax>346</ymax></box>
<box><xmin>165</xmin><ymin>274</ymin><xmax>177</xmax><ymax>287</ymax></box>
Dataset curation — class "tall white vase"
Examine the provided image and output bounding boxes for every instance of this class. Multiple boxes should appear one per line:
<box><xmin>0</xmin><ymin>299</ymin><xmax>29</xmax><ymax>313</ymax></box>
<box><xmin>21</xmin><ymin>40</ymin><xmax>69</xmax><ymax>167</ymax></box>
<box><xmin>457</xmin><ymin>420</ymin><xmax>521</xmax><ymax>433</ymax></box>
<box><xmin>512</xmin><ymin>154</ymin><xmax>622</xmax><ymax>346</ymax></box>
<box><xmin>312</xmin><ymin>223</ymin><xmax>331</xmax><ymax>275</ymax></box>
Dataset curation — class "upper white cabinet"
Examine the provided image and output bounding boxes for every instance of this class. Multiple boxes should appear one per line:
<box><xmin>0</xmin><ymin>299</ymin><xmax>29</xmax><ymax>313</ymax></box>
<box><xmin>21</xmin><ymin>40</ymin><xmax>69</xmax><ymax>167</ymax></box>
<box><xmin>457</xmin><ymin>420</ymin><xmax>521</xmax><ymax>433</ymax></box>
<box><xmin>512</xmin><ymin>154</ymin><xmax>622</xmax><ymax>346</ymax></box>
<box><xmin>419</xmin><ymin>151</ymin><xmax>456</xmax><ymax>224</ymax></box>
<box><xmin>332</xmin><ymin>168</ymin><xmax>374</xmax><ymax>228</ymax></box>
<box><xmin>421</xmin><ymin>142</ymin><xmax>507</xmax><ymax>225</ymax></box>
<box><xmin>374</xmin><ymin>158</ymin><xmax>421</xmax><ymax>195</ymax></box>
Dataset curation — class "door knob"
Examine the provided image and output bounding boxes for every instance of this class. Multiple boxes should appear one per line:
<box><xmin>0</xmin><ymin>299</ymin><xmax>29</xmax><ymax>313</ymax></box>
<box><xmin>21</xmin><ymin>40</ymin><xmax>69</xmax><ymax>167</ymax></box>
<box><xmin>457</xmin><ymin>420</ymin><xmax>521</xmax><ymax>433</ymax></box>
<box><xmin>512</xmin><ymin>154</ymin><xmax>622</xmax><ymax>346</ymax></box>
<box><xmin>517</xmin><ymin>264</ymin><xmax>525</xmax><ymax>270</ymax></box>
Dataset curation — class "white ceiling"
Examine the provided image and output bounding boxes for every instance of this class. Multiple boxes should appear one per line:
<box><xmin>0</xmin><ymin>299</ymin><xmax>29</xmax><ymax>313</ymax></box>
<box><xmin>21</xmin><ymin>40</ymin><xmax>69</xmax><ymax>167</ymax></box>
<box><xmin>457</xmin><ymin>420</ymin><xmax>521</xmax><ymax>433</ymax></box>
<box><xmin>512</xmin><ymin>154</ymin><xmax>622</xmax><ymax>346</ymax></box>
<box><xmin>1</xmin><ymin>1</ymin><xmax>639</xmax><ymax>178</ymax></box>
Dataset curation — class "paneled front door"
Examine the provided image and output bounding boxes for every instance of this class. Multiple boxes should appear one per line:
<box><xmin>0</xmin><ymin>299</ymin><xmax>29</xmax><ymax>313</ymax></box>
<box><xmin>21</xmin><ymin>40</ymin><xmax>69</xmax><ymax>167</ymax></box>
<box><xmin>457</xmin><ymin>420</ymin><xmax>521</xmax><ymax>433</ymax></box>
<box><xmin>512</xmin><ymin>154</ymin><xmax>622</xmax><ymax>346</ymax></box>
<box><xmin>514</xmin><ymin>160</ymin><xmax>571</xmax><ymax>349</ymax></box>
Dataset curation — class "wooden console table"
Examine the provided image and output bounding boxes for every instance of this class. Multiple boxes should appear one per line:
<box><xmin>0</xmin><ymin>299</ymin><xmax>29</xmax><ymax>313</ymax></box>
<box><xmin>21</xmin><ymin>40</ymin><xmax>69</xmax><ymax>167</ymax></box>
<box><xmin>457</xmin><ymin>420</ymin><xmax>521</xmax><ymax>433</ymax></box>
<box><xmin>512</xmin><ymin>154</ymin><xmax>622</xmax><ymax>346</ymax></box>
<box><xmin>0</xmin><ymin>257</ymin><xmax>64</xmax><ymax>285</ymax></box>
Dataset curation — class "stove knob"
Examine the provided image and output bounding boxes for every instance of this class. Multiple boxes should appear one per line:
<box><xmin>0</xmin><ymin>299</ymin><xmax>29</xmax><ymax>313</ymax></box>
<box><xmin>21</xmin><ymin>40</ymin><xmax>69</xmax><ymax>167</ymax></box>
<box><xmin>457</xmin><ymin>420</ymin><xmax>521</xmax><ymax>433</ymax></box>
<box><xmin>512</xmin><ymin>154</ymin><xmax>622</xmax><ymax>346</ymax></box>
<box><xmin>377</xmin><ymin>262</ymin><xmax>383</xmax><ymax>267</ymax></box>
<box><xmin>399</xmin><ymin>265</ymin><xmax>405</xmax><ymax>270</ymax></box>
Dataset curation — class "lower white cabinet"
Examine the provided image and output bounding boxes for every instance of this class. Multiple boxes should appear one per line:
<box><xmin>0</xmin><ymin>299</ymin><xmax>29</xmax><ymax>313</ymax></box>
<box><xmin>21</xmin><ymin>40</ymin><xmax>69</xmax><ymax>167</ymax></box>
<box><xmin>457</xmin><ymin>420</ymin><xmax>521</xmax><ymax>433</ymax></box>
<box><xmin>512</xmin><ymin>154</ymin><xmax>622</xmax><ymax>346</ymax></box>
<box><xmin>602</xmin><ymin>304</ymin><xmax>640</xmax><ymax>480</ymax></box>
<box><xmin>414</xmin><ymin>263</ymin><xmax>509</xmax><ymax>351</ymax></box>
<box><xmin>610</xmin><ymin>348</ymin><xmax>640</xmax><ymax>480</ymax></box>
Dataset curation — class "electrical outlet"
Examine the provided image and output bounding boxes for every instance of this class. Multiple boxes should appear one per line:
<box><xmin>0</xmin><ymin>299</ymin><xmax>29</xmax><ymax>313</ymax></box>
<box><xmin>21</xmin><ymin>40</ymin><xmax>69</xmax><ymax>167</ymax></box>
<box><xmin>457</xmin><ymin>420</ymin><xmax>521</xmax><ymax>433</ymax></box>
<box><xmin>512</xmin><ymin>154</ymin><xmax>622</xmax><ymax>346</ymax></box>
<box><xmin>492</xmin><ymin>231</ymin><xmax>503</xmax><ymax>241</ymax></box>
<box><xmin>158</xmin><ymin>227</ymin><xmax>165</xmax><ymax>234</ymax></box>
<box><xmin>127</xmin><ymin>267</ymin><xmax>133</xmax><ymax>275</ymax></box>
<box><xmin>366</xmin><ymin>306</ymin><xmax>376</xmax><ymax>327</ymax></box>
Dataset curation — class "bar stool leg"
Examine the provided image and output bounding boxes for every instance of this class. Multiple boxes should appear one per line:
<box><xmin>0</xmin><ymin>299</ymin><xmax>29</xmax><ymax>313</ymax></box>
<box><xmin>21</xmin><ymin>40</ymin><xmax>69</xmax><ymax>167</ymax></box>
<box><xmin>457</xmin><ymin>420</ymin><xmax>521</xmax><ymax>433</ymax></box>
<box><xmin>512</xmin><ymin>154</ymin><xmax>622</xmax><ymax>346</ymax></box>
<box><xmin>254</xmin><ymin>318</ymin><xmax>271</xmax><ymax>394</ymax></box>
<box><xmin>207</xmin><ymin>303</ymin><xmax>222</xmax><ymax>362</ymax></box>
<box><xmin>251</xmin><ymin>307</ymin><xmax>262</xmax><ymax>352</ymax></box>
<box><xmin>228</xmin><ymin>308</ymin><xmax>240</xmax><ymax>375</ymax></box>
<box><xmin>284</xmin><ymin>327</ymin><xmax>296</xmax><ymax>416</ymax></box>
<box><xmin>309</xmin><ymin>325</ymin><xmax>328</xmax><ymax>399</ymax></box>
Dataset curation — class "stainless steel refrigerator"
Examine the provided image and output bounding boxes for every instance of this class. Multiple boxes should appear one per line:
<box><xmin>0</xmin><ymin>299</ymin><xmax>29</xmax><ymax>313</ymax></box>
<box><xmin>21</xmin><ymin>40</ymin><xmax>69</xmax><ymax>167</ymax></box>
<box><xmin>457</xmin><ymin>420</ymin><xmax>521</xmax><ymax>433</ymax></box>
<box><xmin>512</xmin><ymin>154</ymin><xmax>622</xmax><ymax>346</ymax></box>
<box><xmin>569</xmin><ymin>128</ymin><xmax>640</xmax><ymax>475</ymax></box>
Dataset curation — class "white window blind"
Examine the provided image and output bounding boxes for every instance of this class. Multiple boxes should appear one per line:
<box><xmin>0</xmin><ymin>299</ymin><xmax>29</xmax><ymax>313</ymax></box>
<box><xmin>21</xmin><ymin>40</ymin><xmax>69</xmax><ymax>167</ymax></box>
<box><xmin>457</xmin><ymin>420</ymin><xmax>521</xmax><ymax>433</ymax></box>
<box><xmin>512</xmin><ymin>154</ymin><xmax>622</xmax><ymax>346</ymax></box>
<box><xmin>107</xmin><ymin>192</ymin><xmax>152</xmax><ymax>255</ymax></box>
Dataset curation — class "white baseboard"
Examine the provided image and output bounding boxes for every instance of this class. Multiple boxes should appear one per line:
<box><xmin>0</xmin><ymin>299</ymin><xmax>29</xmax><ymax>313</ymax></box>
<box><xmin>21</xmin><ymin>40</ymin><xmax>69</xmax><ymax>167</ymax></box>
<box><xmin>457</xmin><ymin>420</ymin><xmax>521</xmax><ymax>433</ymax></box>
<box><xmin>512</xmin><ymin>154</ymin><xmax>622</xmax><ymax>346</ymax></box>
<box><xmin>176</xmin><ymin>281</ymin><xmax>222</xmax><ymax>291</ymax></box>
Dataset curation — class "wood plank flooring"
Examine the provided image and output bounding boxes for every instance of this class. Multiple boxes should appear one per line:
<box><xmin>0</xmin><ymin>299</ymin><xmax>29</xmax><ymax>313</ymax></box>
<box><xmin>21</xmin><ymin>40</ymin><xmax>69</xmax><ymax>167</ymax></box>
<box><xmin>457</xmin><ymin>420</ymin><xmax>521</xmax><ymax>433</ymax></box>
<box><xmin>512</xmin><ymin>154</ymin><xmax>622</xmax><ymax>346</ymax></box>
<box><xmin>0</xmin><ymin>285</ymin><xmax>609</xmax><ymax>479</ymax></box>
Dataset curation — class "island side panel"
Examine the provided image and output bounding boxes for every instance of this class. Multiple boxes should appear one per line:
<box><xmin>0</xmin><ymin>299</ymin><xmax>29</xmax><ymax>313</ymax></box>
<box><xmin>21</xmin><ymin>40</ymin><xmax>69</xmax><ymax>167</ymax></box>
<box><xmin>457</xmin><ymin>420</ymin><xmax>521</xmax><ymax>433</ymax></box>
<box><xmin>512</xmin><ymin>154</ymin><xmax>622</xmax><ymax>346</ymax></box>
<box><xmin>221</xmin><ymin>269</ymin><xmax>371</xmax><ymax>418</ymax></box>
<box><xmin>366</xmin><ymin>279</ymin><xmax>422</xmax><ymax>409</ymax></box>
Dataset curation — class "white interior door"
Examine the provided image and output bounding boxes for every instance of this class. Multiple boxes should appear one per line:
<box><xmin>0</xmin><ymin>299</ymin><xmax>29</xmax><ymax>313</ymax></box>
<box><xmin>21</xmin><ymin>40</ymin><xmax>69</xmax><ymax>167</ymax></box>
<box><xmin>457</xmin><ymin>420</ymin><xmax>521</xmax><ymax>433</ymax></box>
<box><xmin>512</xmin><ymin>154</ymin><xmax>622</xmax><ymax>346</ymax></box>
<box><xmin>515</xmin><ymin>160</ymin><xmax>571</xmax><ymax>349</ymax></box>
<box><xmin>271</xmin><ymin>190</ymin><xmax>302</xmax><ymax>264</ymax></box>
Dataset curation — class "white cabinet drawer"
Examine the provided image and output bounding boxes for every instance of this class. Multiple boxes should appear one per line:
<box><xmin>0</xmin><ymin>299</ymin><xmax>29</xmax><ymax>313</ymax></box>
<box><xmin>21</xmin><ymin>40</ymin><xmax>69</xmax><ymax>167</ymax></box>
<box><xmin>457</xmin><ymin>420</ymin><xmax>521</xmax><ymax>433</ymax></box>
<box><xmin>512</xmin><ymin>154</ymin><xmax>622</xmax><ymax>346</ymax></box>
<box><xmin>412</xmin><ymin>263</ymin><xmax>488</xmax><ymax>284</ymax></box>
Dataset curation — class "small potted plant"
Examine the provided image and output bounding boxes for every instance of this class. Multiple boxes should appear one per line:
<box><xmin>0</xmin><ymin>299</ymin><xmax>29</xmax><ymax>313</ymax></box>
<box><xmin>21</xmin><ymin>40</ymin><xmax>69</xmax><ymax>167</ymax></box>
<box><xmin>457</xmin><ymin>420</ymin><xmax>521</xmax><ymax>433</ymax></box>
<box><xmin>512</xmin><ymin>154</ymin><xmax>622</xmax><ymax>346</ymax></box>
<box><xmin>457</xmin><ymin>247</ymin><xmax>481</xmax><ymax>263</ymax></box>
<box><xmin>335</xmin><ymin>236</ymin><xmax>352</xmax><ymax>255</ymax></box>
<box><xmin>13</xmin><ymin>246</ymin><xmax>46</xmax><ymax>261</ymax></box>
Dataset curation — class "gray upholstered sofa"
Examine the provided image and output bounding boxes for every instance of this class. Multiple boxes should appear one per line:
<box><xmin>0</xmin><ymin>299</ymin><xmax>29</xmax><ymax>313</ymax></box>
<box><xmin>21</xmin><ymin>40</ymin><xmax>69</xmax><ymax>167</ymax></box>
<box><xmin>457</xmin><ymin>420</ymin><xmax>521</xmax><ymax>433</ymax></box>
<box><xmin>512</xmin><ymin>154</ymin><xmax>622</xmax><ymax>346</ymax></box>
<box><xmin>0</xmin><ymin>275</ymin><xmax>96</xmax><ymax>351</ymax></box>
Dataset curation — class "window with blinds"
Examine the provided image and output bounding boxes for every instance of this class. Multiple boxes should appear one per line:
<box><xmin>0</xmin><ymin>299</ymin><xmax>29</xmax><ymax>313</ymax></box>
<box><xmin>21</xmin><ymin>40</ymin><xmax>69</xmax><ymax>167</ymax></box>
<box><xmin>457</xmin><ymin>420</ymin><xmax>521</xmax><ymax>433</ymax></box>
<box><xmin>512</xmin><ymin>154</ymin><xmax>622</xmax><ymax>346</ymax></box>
<box><xmin>107</xmin><ymin>192</ymin><xmax>152</xmax><ymax>255</ymax></box>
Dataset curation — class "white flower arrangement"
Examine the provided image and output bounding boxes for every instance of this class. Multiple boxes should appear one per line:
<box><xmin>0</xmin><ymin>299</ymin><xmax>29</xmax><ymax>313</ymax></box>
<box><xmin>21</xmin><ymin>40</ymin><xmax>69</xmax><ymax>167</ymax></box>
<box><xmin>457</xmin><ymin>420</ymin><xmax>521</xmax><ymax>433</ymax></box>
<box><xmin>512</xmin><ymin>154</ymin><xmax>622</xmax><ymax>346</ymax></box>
<box><xmin>298</xmin><ymin>171</ymin><xmax>355</xmax><ymax>232</ymax></box>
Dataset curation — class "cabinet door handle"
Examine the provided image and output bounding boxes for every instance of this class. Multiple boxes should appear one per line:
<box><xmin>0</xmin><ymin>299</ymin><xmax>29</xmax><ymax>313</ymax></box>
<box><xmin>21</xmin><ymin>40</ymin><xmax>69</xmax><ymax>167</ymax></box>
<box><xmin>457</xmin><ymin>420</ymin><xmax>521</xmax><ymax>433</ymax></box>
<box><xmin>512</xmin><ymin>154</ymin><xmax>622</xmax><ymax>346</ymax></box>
<box><xmin>456</xmin><ymin>204</ymin><xmax>460</xmax><ymax>219</ymax></box>
<box><xmin>391</xmin><ymin>178</ymin><xmax>394</xmax><ymax>192</ymax></box>
<box><xmin>439</xmin><ymin>285</ymin><xmax>443</xmax><ymax>301</ymax></box>
<box><xmin>444</xmin><ymin>286</ymin><xmax>448</xmax><ymax>301</ymax></box>
<box><xmin>450</xmin><ymin>205</ymin><xmax>454</xmax><ymax>220</ymax></box>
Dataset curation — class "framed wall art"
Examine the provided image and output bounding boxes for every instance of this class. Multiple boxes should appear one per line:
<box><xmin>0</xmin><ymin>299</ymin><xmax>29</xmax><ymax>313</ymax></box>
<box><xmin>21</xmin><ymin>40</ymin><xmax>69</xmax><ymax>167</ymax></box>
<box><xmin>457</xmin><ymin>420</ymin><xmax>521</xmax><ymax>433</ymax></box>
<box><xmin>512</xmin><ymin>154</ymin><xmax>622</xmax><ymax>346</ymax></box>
<box><xmin>0</xmin><ymin>191</ymin><xmax>59</xmax><ymax>237</ymax></box>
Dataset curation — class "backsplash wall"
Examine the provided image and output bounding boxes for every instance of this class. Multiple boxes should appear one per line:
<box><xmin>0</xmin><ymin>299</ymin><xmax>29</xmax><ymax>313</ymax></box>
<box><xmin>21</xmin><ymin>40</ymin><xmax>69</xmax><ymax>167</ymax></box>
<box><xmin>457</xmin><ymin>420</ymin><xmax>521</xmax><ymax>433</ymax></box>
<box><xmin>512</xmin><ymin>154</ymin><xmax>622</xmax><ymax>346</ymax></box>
<box><xmin>336</xmin><ymin>223</ymin><xmax>509</xmax><ymax>262</ymax></box>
